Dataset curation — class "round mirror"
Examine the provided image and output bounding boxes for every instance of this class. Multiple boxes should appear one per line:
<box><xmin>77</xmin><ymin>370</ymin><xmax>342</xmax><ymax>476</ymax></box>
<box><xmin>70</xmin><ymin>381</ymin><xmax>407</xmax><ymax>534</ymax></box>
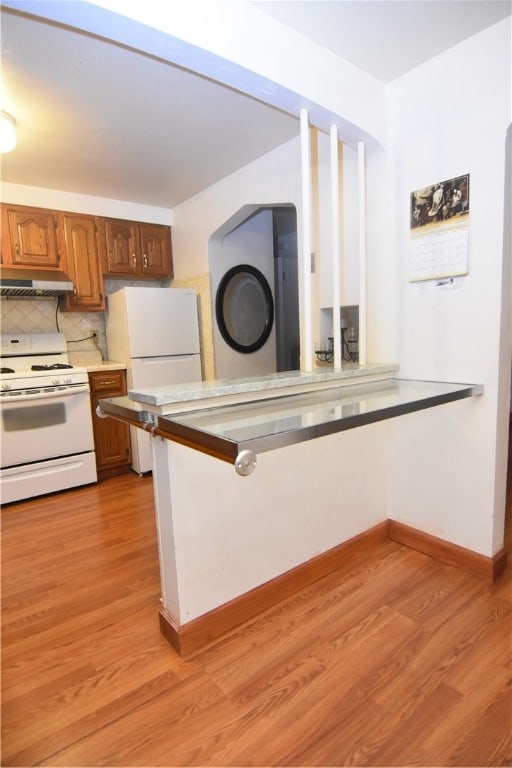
<box><xmin>215</xmin><ymin>264</ymin><xmax>274</xmax><ymax>353</ymax></box>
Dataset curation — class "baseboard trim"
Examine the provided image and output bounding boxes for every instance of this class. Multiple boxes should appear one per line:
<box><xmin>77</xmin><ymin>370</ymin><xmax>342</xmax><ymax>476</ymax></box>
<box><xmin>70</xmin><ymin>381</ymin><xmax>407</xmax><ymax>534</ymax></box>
<box><xmin>389</xmin><ymin>520</ymin><xmax>508</xmax><ymax>581</ymax></box>
<box><xmin>159</xmin><ymin>520</ymin><xmax>390</xmax><ymax>658</ymax></box>
<box><xmin>160</xmin><ymin>518</ymin><xmax>507</xmax><ymax>657</ymax></box>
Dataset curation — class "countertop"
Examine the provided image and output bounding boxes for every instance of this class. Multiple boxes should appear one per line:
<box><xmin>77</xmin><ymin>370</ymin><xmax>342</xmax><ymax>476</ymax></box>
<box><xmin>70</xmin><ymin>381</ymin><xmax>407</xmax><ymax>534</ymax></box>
<box><xmin>85</xmin><ymin>361</ymin><xmax>127</xmax><ymax>373</ymax></box>
<box><xmin>98</xmin><ymin>377</ymin><xmax>484</xmax><ymax>472</ymax></box>
<box><xmin>67</xmin><ymin>349</ymin><xmax>126</xmax><ymax>372</ymax></box>
<box><xmin>128</xmin><ymin>362</ymin><xmax>400</xmax><ymax>414</ymax></box>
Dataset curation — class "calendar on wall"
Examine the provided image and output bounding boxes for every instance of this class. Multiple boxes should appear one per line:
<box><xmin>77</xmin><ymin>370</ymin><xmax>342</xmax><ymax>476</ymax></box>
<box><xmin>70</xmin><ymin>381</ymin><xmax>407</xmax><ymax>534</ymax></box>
<box><xmin>409</xmin><ymin>174</ymin><xmax>470</xmax><ymax>283</ymax></box>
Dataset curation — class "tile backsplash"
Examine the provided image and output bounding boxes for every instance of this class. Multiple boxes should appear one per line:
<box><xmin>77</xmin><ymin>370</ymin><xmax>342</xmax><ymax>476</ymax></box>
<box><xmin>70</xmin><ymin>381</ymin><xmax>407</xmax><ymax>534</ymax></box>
<box><xmin>0</xmin><ymin>278</ymin><xmax>163</xmax><ymax>361</ymax></box>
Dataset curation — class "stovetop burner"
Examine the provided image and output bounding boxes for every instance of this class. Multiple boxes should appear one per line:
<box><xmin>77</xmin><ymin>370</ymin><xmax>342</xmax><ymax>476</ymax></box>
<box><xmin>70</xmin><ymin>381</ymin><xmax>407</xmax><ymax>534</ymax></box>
<box><xmin>31</xmin><ymin>363</ymin><xmax>74</xmax><ymax>371</ymax></box>
<box><xmin>1</xmin><ymin>367</ymin><xmax>15</xmax><ymax>374</ymax></box>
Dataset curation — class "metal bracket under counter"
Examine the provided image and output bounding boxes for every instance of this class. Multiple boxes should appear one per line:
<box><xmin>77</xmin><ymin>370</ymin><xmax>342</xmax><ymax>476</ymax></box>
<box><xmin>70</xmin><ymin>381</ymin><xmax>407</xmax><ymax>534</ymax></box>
<box><xmin>97</xmin><ymin>378</ymin><xmax>484</xmax><ymax>476</ymax></box>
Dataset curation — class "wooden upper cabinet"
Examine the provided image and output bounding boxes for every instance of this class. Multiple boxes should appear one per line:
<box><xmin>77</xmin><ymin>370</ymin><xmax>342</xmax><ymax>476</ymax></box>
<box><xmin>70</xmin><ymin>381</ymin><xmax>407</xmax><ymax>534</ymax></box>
<box><xmin>1</xmin><ymin>204</ymin><xmax>63</xmax><ymax>269</ymax></box>
<box><xmin>1</xmin><ymin>205</ymin><xmax>173</xmax><ymax>296</ymax></box>
<box><xmin>139</xmin><ymin>223</ymin><xmax>173</xmax><ymax>277</ymax></box>
<box><xmin>58</xmin><ymin>213</ymin><xmax>104</xmax><ymax>312</ymax></box>
<box><xmin>102</xmin><ymin>218</ymin><xmax>173</xmax><ymax>279</ymax></box>
<box><xmin>101</xmin><ymin>218</ymin><xmax>139</xmax><ymax>276</ymax></box>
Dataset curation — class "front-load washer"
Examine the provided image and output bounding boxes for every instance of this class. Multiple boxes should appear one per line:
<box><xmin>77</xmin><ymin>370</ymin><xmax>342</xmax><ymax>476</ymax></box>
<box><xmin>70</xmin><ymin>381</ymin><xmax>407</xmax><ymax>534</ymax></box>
<box><xmin>215</xmin><ymin>264</ymin><xmax>274</xmax><ymax>354</ymax></box>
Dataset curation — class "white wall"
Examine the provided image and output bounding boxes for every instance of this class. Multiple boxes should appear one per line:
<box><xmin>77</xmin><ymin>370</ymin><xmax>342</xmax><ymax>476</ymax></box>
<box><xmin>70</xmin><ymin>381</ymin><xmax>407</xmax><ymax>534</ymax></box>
<box><xmin>171</xmin><ymin>131</ymin><xmax>363</xmax><ymax>373</ymax></box>
<box><xmin>318</xmin><ymin>139</ymin><xmax>360</xmax><ymax>310</ymax></box>
<box><xmin>0</xmin><ymin>182</ymin><xmax>172</xmax><ymax>224</ymax></box>
<box><xmin>386</xmin><ymin>19</ymin><xmax>511</xmax><ymax>556</ymax></box>
<box><xmin>170</xmin><ymin>138</ymin><xmax>302</xmax><ymax>278</ymax></box>
<box><xmin>171</xmin><ymin>137</ymin><xmax>310</xmax><ymax>368</ymax></box>
<box><xmin>153</xmin><ymin>422</ymin><xmax>391</xmax><ymax>623</ymax></box>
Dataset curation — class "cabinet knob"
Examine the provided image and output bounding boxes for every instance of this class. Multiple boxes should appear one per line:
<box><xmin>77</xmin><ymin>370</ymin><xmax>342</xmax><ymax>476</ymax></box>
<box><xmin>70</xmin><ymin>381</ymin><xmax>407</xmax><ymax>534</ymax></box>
<box><xmin>143</xmin><ymin>254</ymin><xmax>148</xmax><ymax>269</ymax></box>
<box><xmin>131</xmin><ymin>254</ymin><xmax>137</xmax><ymax>269</ymax></box>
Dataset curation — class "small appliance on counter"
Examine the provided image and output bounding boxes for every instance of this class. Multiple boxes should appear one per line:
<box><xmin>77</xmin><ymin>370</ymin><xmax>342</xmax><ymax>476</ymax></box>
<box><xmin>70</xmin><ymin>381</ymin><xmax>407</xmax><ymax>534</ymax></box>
<box><xmin>106</xmin><ymin>287</ymin><xmax>202</xmax><ymax>474</ymax></box>
<box><xmin>0</xmin><ymin>332</ymin><xmax>97</xmax><ymax>504</ymax></box>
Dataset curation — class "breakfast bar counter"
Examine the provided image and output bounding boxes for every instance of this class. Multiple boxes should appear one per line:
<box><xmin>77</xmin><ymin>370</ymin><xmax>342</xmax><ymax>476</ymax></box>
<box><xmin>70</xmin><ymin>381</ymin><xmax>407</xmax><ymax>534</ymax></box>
<box><xmin>98</xmin><ymin>366</ymin><xmax>483</xmax><ymax>474</ymax></box>
<box><xmin>97</xmin><ymin>365</ymin><xmax>485</xmax><ymax>656</ymax></box>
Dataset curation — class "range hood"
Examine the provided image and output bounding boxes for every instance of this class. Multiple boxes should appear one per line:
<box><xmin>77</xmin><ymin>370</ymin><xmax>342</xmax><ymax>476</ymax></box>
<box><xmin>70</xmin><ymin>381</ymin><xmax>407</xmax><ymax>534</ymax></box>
<box><xmin>0</xmin><ymin>268</ymin><xmax>74</xmax><ymax>298</ymax></box>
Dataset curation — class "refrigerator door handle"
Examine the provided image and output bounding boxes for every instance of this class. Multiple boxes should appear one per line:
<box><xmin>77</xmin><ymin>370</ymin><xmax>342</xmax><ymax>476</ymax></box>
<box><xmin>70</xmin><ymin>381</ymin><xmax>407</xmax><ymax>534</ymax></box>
<box><xmin>135</xmin><ymin>354</ymin><xmax>199</xmax><ymax>363</ymax></box>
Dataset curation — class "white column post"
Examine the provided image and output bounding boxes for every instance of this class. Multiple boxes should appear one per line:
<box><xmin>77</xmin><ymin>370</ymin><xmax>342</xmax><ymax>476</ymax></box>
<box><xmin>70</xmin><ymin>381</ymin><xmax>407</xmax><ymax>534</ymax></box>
<box><xmin>330</xmin><ymin>125</ymin><xmax>341</xmax><ymax>368</ymax></box>
<box><xmin>300</xmin><ymin>107</ymin><xmax>313</xmax><ymax>372</ymax></box>
<box><xmin>357</xmin><ymin>139</ymin><xmax>367</xmax><ymax>365</ymax></box>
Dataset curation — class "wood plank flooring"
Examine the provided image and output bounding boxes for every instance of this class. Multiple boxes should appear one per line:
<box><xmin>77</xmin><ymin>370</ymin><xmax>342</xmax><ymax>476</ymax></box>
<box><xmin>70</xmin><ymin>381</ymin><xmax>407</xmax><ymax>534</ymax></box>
<box><xmin>1</xmin><ymin>451</ymin><xmax>511</xmax><ymax>767</ymax></box>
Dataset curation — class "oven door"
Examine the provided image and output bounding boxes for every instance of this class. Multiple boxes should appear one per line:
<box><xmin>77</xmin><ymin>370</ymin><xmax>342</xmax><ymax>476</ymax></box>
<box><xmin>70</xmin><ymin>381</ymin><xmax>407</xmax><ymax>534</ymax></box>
<box><xmin>1</xmin><ymin>385</ymin><xmax>94</xmax><ymax>468</ymax></box>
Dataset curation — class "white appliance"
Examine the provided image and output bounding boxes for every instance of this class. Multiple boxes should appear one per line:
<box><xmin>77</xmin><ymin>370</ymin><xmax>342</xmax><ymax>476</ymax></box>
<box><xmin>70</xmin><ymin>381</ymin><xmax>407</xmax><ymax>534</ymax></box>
<box><xmin>106</xmin><ymin>287</ymin><xmax>202</xmax><ymax>474</ymax></box>
<box><xmin>0</xmin><ymin>333</ymin><xmax>97</xmax><ymax>504</ymax></box>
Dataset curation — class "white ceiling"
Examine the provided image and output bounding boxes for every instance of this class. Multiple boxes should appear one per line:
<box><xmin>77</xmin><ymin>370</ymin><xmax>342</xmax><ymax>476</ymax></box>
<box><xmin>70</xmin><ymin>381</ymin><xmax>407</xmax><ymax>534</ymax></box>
<box><xmin>1</xmin><ymin>1</ymin><xmax>510</xmax><ymax>209</ymax></box>
<box><xmin>252</xmin><ymin>0</ymin><xmax>511</xmax><ymax>83</ymax></box>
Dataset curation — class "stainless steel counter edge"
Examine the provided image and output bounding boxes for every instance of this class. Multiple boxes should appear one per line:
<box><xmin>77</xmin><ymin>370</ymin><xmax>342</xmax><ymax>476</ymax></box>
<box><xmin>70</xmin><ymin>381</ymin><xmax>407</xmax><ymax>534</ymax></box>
<box><xmin>97</xmin><ymin>379</ymin><xmax>484</xmax><ymax>474</ymax></box>
<box><xmin>96</xmin><ymin>396</ymin><xmax>152</xmax><ymax>423</ymax></box>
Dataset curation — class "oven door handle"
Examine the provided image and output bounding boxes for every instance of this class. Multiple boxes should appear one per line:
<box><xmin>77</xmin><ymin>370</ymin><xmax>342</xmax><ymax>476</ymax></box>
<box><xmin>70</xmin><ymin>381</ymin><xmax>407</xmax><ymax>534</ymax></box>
<box><xmin>1</xmin><ymin>383</ymin><xmax>90</xmax><ymax>402</ymax></box>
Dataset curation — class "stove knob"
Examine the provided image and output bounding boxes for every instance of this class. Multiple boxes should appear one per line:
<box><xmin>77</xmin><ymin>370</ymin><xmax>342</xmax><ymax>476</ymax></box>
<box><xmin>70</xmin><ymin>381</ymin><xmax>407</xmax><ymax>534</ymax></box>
<box><xmin>1</xmin><ymin>382</ymin><xmax>11</xmax><ymax>391</ymax></box>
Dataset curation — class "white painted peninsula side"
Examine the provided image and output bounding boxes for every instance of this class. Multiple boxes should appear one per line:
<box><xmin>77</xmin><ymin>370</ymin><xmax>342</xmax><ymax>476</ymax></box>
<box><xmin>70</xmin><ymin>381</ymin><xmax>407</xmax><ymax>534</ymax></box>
<box><xmin>97</xmin><ymin>367</ymin><xmax>498</xmax><ymax>656</ymax></box>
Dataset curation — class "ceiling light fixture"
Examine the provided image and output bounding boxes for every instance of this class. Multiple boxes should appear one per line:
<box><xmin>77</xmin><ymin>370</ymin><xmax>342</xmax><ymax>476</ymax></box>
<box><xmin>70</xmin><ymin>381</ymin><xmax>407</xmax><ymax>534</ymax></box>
<box><xmin>0</xmin><ymin>112</ymin><xmax>17</xmax><ymax>153</ymax></box>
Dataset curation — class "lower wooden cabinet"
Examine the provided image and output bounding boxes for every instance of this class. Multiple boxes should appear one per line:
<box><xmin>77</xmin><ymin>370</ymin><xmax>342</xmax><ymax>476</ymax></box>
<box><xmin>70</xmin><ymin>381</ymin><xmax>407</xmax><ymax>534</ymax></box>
<box><xmin>89</xmin><ymin>369</ymin><xmax>131</xmax><ymax>479</ymax></box>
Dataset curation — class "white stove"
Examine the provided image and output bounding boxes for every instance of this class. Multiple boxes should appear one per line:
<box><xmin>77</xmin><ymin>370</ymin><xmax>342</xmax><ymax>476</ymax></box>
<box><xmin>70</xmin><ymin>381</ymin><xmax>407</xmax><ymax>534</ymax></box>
<box><xmin>0</xmin><ymin>333</ymin><xmax>97</xmax><ymax>504</ymax></box>
<box><xmin>1</xmin><ymin>333</ymin><xmax>89</xmax><ymax>396</ymax></box>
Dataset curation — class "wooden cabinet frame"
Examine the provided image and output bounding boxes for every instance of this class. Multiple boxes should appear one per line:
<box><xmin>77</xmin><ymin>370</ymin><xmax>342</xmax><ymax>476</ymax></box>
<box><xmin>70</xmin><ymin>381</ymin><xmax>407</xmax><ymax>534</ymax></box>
<box><xmin>1</xmin><ymin>204</ymin><xmax>63</xmax><ymax>270</ymax></box>
<box><xmin>1</xmin><ymin>204</ymin><xmax>174</xmax><ymax>312</ymax></box>
<box><xmin>101</xmin><ymin>217</ymin><xmax>173</xmax><ymax>279</ymax></box>
<box><xmin>89</xmin><ymin>369</ymin><xmax>132</xmax><ymax>479</ymax></box>
<box><xmin>58</xmin><ymin>212</ymin><xmax>104</xmax><ymax>312</ymax></box>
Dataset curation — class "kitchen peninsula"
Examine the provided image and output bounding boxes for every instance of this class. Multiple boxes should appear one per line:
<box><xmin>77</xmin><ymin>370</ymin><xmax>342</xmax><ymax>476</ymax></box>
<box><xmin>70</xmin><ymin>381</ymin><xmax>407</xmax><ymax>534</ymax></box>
<box><xmin>98</xmin><ymin>365</ymin><xmax>488</xmax><ymax>656</ymax></box>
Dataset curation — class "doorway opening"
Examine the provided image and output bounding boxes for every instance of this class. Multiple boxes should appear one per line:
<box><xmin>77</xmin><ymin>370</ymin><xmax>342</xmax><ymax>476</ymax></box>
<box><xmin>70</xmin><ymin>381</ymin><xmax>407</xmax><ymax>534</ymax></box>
<box><xmin>209</xmin><ymin>204</ymin><xmax>299</xmax><ymax>379</ymax></box>
<box><xmin>273</xmin><ymin>206</ymin><xmax>299</xmax><ymax>372</ymax></box>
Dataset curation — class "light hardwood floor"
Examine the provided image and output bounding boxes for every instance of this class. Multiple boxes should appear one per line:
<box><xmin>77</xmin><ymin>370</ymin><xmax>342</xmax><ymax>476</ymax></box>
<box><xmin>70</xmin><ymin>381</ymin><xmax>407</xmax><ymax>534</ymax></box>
<box><xmin>1</xmin><ymin>444</ymin><xmax>511</xmax><ymax>767</ymax></box>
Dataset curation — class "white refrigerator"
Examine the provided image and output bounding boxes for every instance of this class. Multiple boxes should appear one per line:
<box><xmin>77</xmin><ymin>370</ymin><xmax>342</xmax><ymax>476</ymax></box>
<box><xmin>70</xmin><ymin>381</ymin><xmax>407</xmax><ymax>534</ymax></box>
<box><xmin>106</xmin><ymin>286</ymin><xmax>202</xmax><ymax>474</ymax></box>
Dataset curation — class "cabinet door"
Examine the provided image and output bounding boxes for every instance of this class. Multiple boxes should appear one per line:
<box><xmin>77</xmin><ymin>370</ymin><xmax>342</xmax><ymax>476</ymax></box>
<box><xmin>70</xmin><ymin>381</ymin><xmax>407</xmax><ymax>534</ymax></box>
<box><xmin>89</xmin><ymin>371</ymin><xmax>131</xmax><ymax>477</ymax></box>
<box><xmin>139</xmin><ymin>223</ymin><xmax>173</xmax><ymax>278</ymax></box>
<box><xmin>102</xmin><ymin>218</ymin><xmax>140</xmax><ymax>276</ymax></box>
<box><xmin>1</xmin><ymin>204</ymin><xmax>61</xmax><ymax>268</ymax></box>
<box><xmin>58</xmin><ymin>213</ymin><xmax>104</xmax><ymax>311</ymax></box>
